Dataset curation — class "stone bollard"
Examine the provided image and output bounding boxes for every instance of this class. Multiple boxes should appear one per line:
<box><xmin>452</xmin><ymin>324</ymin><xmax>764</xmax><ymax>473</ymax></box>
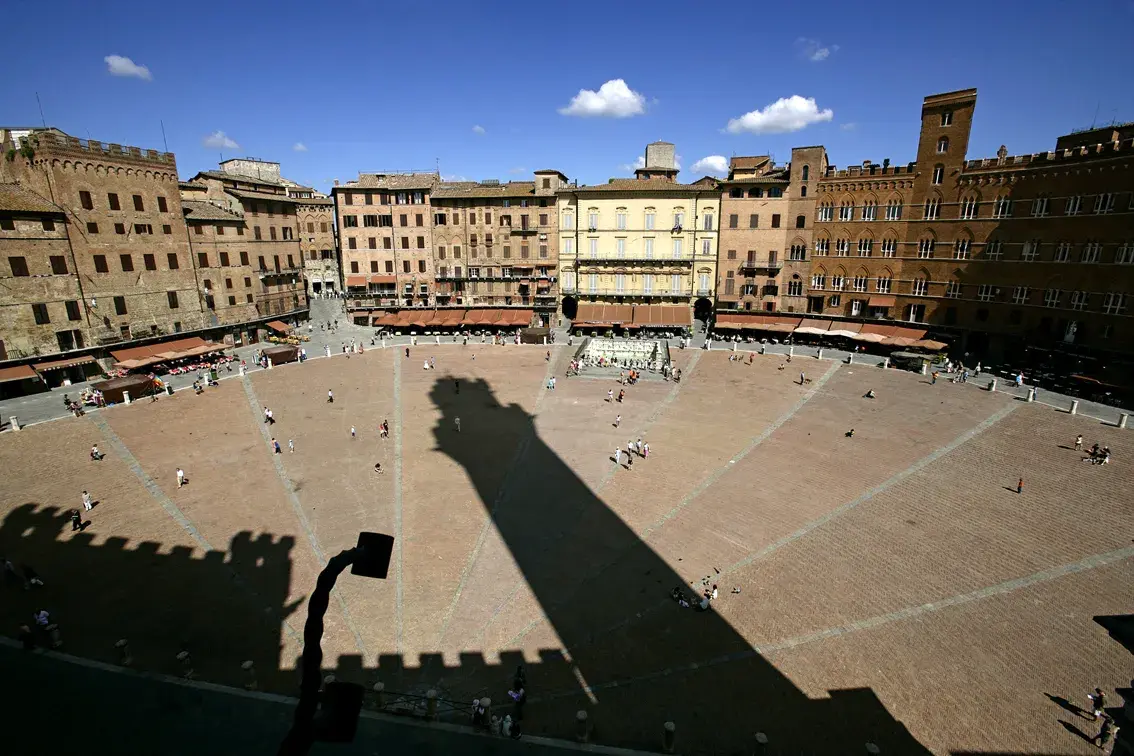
<box><xmin>575</xmin><ymin>710</ymin><xmax>589</xmax><ymax>743</ymax></box>
<box><xmin>847</xmin><ymin>352</ymin><xmax>853</xmax><ymax>364</ymax></box>
<box><xmin>242</xmin><ymin>660</ymin><xmax>258</xmax><ymax>690</ymax></box>
<box><xmin>1119</xmin><ymin>413</ymin><xmax>1128</xmax><ymax>429</ymax></box>
<box><xmin>9</xmin><ymin>416</ymin><xmax>20</xmax><ymax>431</ymax></box>
<box><xmin>371</xmin><ymin>682</ymin><xmax>385</xmax><ymax>708</ymax></box>
<box><xmin>1070</xmin><ymin>400</ymin><xmax>1079</xmax><ymax>415</ymax></box>
<box><xmin>123</xmin><ymin>391</ymin><xmax>132</xmax><ymax>405</ymax></box>
<box><xmin>989</xmin><ymin>378</ymin><xmax>997</xmax><ymax>392</ymax></box>
<box><xmin>865</xmin><ymin>744</ymin><xmax>881</xmax><ymax>755</ymax></box>
<box><xmin>732</xmin><ymin>342</ymin><xmax>737</xmax><ymax>352</ymax></box>
<box><xmin>663</xmin><ymin>721</ymin><xmax>676</xmax><ymax>753</ymax></box>
<box><xmin>920</xmin><ymin>362</ymin><xmax>927</xmax><ymax>376</ymax></box>
<box><xmin>267</xmin><ymin>358</ymin><xmax>274</xmax><ymax>370</ymax></box>
<box><xmin>1027</xmin><ymin>387</ymin><xmax>1037</xmax><ymax>402</ymax></box>
<box><xmin>381</xmin><ymin>338</ymin><xmax>386</xmax><ymax>348</ymax></box>
<box><xmin>177</xmin><ymin>649</ymin><xmax>195</xmax><ymax>679</ymax></box>
<box><xmin>116</xmin><ymin>638</ymin><xmax>132</xmax><ymax>666</ymax></box>
<box><xmin>754</xmin><ymin>732</ymin><xmax>769</xmax><ymax>755</ymax></box>
<box><xmin>426</xmin><ymin>689</ymin><xmax>438</xmax><ymax>720</ymax></box>
<box><xmin>788</xmin><ymin>344</ymin><xmax>794</xmax><ymax>357</ymax></box>
<box><xmin>759</xmin><ymin>345</ymin><xmax>765</xmax><ymax>355</ymax></box>
<box><xmin>884</xmin><ymin>357</ymin><xmax>890</xmax><ymax>369</ymax></box>
<box><xmin>325</xmin><ymin>345</ymin><xmax>331</xmax><ymax>357</ymax></box>
<box><xmin>817</xmin><ymin>348</ymin><xmax>823</xmax><ymax>360</ymax></box>
<box><xmin>435</xmin><ymin>335</ymin><xmax>441</xmax><ymax>345</ymax></box>
<box><xmin>412</xmin><ymin>336</ymin><xmax>417</xmax><ymax>346</ymax></box>
<box><xmin>543</xmin><ymin>336</ymin><xmax>547</xmax><ymax>345</ymax></box>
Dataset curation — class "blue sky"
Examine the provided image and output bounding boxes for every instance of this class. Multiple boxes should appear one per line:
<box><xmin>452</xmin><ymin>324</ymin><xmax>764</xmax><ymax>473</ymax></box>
<box><xmin>3</xmin><ymin>0</ymin><xmax>1132</xmax><ymax>192</ymax></box>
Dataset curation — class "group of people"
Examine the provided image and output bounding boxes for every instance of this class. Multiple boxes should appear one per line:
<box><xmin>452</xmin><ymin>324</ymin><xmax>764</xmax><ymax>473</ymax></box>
<box><xmin>1075</xmin><ymin>435</ymin><xmax>1113</xmax><ymax>465</ymax></box>
<box><xmin>612</xmin><ymin>437</ymin><xmax>650</xmax><ymax>469</ymax></box>
<box><xmin>470</xmin><ymin>666</ymin><xmax>527</xmax><ymax>740</ymax></box>
<box><xmin>619</xmin><ymin>369</ymin><xmax>643</xmax><ymax>385</ymax></box>
<box><xmin>727</xmin><ymin>352</ymin><xmax>755</xmax><ymax>365</ymax></box>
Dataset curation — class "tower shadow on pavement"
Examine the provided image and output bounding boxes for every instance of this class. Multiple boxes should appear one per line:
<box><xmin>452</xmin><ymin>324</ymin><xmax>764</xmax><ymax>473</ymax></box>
<box><xmin>426</xmin><ymin>375</ymin><xmax>932</xmax><ymax>753</ymax></box>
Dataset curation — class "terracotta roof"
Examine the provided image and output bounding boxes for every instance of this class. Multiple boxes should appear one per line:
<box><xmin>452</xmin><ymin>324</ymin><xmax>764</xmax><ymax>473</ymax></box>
<box><xmin>342</xmin><ymin>173</ymin><xmax>439</xmax><ymax>191</ymax></box>
<box><xmin>292</xmin><ymin>196</ymin><xmax>333</xmax><ymax>206</ymax></box>
<box><xmin>194</xmin><ymin>170</ymin><xmax>288</xmax><ymax>188</ymax></box>
<box><xmin>0</xmin><ymin>183</ymin><xmax>63</xmax><ymax>214</ymax></box>
<box><xmin>181</xmin><ymin>200</ymin><xmax>244</xmax><ymax>222</ymax></box>
<box><xmin>179</xmin><ymin>182</ymin><xmax>206</xmax><ymax>192</ymax></box>
<box><xmin>432</xmin><ymin>181</ymin><xmax>537</xmax><ymax>199</ymax></box>
<box><xmin>720</xmin><ymin>175</ymin><xmax>790</xmax><ymax>186</ymax></box>
<box><xmin>730</xmin><ymin>156</ymin><xmax>770</xmax><ymax>170</ymax></box>
<box><xmin>562</xmin><ymin>178</ymin><xmax>715</xmax><ymax>194</ymax></box>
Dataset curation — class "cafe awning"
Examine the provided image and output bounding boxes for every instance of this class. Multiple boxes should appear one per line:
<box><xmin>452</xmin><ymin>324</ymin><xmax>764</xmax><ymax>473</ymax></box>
<box><xmin>633</xmin><ymin>305</ymin><xmax>691</xmax><ymax>327</ymax></box>
<box><xmin>33</xmin><ymin>354</ymin><xmax>97</xmax><ymax>372</ymax></box>
<box><xmin>504</xmin><ymin>309</ymin><xmax>534</xmax><ymax>326</ymax></box>
<box><xmin>0</xmin><ymin>364</ymin><xmax>39</xmax><ymax>384</ymax></box>
<box><xmin>345</xmin><ymin>275</ymin><xmax>367</xmax><ymax>288</ymax></box>
<box><xmin>575</xmin><ymin>303</ymin><xmax>633</xmax><ymax>324</ymax></box>
<box><xmin>266</xmin><ymin>320</ymin><xmax>291</xmax><ymax>333</ymax></box>
<box><xmin>370</xmin><ymin>275</ymin><xmax>397</xmax><ymax>285</ymax></box>
<box><xmin>111</xmin><ymin>337</ymin><xmax>208</xmax><ymax>364</ymax></box>
<box><xmin>868</xmin><ymin>295</ymin><xmax>896</xmax><ymax>307</ymax></box>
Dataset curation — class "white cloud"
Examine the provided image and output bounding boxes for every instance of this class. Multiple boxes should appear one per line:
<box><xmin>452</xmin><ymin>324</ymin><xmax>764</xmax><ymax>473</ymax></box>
<box><xmin>725</xmin><ymin>96</ymin><xmax>834</xmax><ymax>135</ymax></box>
<box><xmin>472</xmin><ymin>125</ymin><xmax>486</xmax><ymax>135</ymax></box>
<box><xmin>293</xmin><ymin>142</ymin><xmax>308</xmax><ymax>152</ymax></box>
<box><xmin>840</xmin><ymin>123</ymin><xmax>857</xmax><ymax>131</ymax></box>
<box><xmin>620</xmin><ymin>155</ymin><xmax>647</xmax><ymax>173</ymax></box>
<box><xmin>691</xmin><ymin>155</ymin><xmax>728</xmax><ymax>175</ymax></box>
<box><xmin>104</xmin><ymin>55</ymin><xmax>152</xmax><ymax>81</ymax></box>
<box><xmin>796</xmin><ymin>38</ymin><xmax>839</xmax><ymax>62</ymax></box>
<box><xmin>508</xmin><ymin>166</ymin><xmax>527</xmax><ymax>175</ymax></box>
<box><xmin>441</xmin><ymin>174</ymin><xmax>470</xmax><ymax>182</ymax></box>
<box><xmin>559</xmin><ymin>79</ymin><xmax>646</xmax><ymax>118</ymax></box>
<box><xmin>203</xmin><ymin>131</ymin><xmax>240</xmax><ymax>150</ymax></box>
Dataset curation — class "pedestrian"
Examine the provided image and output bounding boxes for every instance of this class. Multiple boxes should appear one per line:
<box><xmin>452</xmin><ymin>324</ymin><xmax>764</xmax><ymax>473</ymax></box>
<box><xmin>1089</xmin><ymin>688</ymin><xmax>1107</xmax><ymax>720</ymax></box>
<box><xmin>327</xmin><ymin>389</ymin><xmax>334</xmax><ymax>403</ymax></box>
<box><xmin>613</xmin><ymin>447</ymin><xmax>622</xmax><ymax>466</ymax></box>
<box><xmin>550</xmin><ymin>377</ymin><xmax>556</xmax><ymax>389</ymax></box>
<box><xmin>614</xmin><ymin>414</ymin><xmax>621</xmax><ymax>428</ymax></box>
<box><xmin>627</xmin><ymin>440</ymin><xmax>634</xmax><ymax>457</ymax></box>
<box><xmin>70</xmin><ymin>509</ymin><xmax>82</xmax><ymax>532</ymax></box>
<box><xmin>1075</xmin><ymin>434</ymin><xmax>1084</xmax><ymax>451</ymax></box>
<box><xmin>931</xmin><ymin>371</ymin><xmax>938</xmax><ymax>385</ymax></box>
<box><xmin>176</xmin><ymin>468</ymin><xmax>185</xmax><ymax>488</ymax></box>
<box><xmin>455</xmin><ymin>379</ymin><xmax>460</xmax><ymax>395</ymax></box>
<box><xmin>626</xmin><ymin>452</ymin><xmax>633</xmax><ymax>470</ymax></box>
<box><xmin>636</xmin><ymin>437</ymin><xmax>643</xmax><ymax>456</ymax></box>
<box><xmin>1090</xmin><ymin>716</ymin><xmax>1117</xmax><ymax>749</ymax></box>
<box><xmin>406</xmin><ymin>347</ymin><xmax>410</xmax><ymax>359</ymax></box>
<box><xmin>351</xmin><ymin>426</ymin><xmax>356</xmax><ymax>439</ymax></box>
<box><xmin>430</xmin><ymin>356</ymin><xmax>436</xmax><ymax>369</ymax></box>
<box><xmin>81</xmin><ymin>490</ymin><xmax>93</xmax><ymax>511</ymax></box>
<box><xmin>381</xmin><ymin>420</ymin><xmax>389</xmax><ymax>438</ymax></box>
<box><xmin>90</xmin><ymin>444</ymin><xmax>103</xmax><ymax>461</ymax></box>
<box><xmin>508</xmin><ymin>681</ymin><xmax>526</xmax><ymax>720</ymax></box>
<box><xmin>607</xmin><ymin>389</ymin><xmax>613</xmax><ymax>402</ymax></box>
<box><xmin>455</xmin><ymin>417</ymin><xmax>461</xmax><ymax>433</ymax></box>
<box><xmin>1016</xmin><ymin>477</ymin><xmax>1023</xmax><ymax>494</ymax></box>
<box><xmin>619</xmin><ymin>371</ymin><xmax>625</xmax><ymax>385</ymax></box>
<box><xmin>373</xmin><ymin>462</ymin><xmax>383</xmax><ymax>474</ymax></box>
<box><xmin>800</xmin><ymin>371</ymin><xmax>806</xmax><ymax>385</ymax></box>
<box><xmin>546</xmin><ymin>350</ymin><xmax>551</xmax><ymax>362</ymax></box>
<box><xmin>267</xmin><ymin>408</ymin><xmax>275</xmax><ymax>425</ymax></box>
<box><xmin>264</xmin><ymin>407</ymin><xmax>270</xmax><ymax>424</ymax></box>
<box><xmin>288</xmin><ymin>439</ymin><xmax>294</xmax><ymax>454</ymax></box>
<box><xmin>272</xmin><ymin>438</ymin><xmax>282</xmax><ymax>454</ymax></box>
<box><xmin>643</xmin><ymin>442</ymin><xmax>650</xmax><ymax>459</ymax></box>
<box><xmin>617</xmin><ymin>389</ymin><xmax>625</xmax><ymax>403</ymax></box>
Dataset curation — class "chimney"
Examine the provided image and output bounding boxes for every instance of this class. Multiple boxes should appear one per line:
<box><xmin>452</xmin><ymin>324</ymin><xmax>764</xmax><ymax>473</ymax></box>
<box><xmin>334</xmin><ymin>180</ymin><xmax>340</xmax><ymax>186</ymax></box>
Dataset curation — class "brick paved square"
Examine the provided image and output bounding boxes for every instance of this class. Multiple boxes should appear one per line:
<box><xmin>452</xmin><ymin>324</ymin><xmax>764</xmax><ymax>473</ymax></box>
<box><xmin>0</xmin><ymin>346</ymin><xmax>1129</xmax><ymax>754</ymax></box>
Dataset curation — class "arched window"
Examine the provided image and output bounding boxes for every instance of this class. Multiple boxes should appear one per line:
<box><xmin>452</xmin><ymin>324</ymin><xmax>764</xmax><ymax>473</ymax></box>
<box><xmin>924</xmin><ymin>193</ymin><xmax>942</xmax><ymax>220</ymax></box>
<box><xmin>857</xmin><ymin>233</ymin><xmax>874</xmax><ymax>257</ymax></box>
<box><xmin>800</xmin><ymin>186</ymin><xmax>808</xmax><ymax>198</ymax></box>
<box><xmin>839</xmin><ymin>199</ymin><xmax>854</xmax><ymax>221</ymax></box>
<box><xmin>912</xmin><ymin>272</ymin><xmax>930</xmax><ymax>296</ymax></box>
<box><xmin>802</xmin><ymin>165</ymin><xmax>810</xmax><ymax>181</ymax></box>
<box><xmin>615</xmin><ymin>206</ymin><xmax>628</xmax><ymax>230</ymax></box>
<box><xmin>932</xmin><ymin>164</ymin><xmax>945</xmax><ymax>185</ymax></box>
<box><xmin>876</xmin><ymin>269</ymin><xmax>893</xmax><ymax>293</ymax></box>
<box><xmin>885</xmin><ymin>195</ymin><xmax>903</xmax><ymax>221</ymax></box>
<box><xmin>917</xmin><ymin>234</ymin><xmax>936</xmax><ymax>259</ymax></box>
<box><xmin>960</xmin><ymin>193</ymin><xmax>980</xmax><ymax>220</ymax></box>
<box><xmin>880</xmin><ymin>233</ymin><xmax>898</xmax><ymax>258</ymax></box>
<box><xmin>586</xmin><ymin>207</ymin><xmax>599</xmax><ymax>230</ymax></box>
<box><xmin>818</xmin><ymin>201</ymin><xmax>833</xmax><ymax>222</ymax></box>
<box><xmin>748</xmin><ymin>187</ymin><xmax>764</xmax><ymax>199</ymax></box>
<box><xmin>835</xmin><ymin>235</ymin><xmax>850</xmax><ymax>256</ymax></box>
<box><xmin>937</xmin><ymin>137</ymin><xmax>949</xmax><ymax>154</ymax></box>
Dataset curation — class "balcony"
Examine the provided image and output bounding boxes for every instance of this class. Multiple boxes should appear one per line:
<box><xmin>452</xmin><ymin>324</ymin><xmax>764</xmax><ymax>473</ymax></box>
<box><xmin>578</xmin><ymin>256</ymin><xmax>693</xmax><ymax>266</ymax></box>
<box><xmin>739</xmin><ymin>259</ymin><xmax>782</xmax><ymax>273</ymax></box>
<box><xmin>696</xmin><ymin>288</ymin><xmax>712</xmax><ymax>297</ymax></box>
<box><xmin>577</xmin><ymin>288</ymin><xmax>694</xmax><ymax>298</ymax></box>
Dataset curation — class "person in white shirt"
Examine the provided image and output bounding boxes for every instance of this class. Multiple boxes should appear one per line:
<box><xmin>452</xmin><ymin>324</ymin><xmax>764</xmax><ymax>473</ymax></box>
<box><xmin>176</xmin><ymin>468</ymin><xmax>185</xmax><ymax>488</ymax></box>
<box><xmin>81</xmin><ymin>491</ymin><xmax>93</xmax><ymax>511</ymax></box>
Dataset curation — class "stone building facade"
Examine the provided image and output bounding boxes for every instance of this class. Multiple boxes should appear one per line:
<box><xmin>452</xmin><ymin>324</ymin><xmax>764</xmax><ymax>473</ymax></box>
<box><xmin>290</xmin><ymin>188</ymin><xmax>338</xmax><ymax>297</ymax></box>
<box><xmin>428</xmin><ymin>169</ymin><xmax>565</xmax><ymax>326</ymax></box>
<box><xmin>715</xmin><ymin>147</ymin><xmax>823</xmax><ymax>315</ymax></box>
<box><xmin>558</xmin><ymin>143</ymin><xmax>719</xmax><ymax>328</ymax></box>
<box><xmin>333</xmin><ymin>173</ymin><xmax>439</xmax><ymax>315</ymax></box>
<box><xmin>0</xmin><ymin>128</ymin><xmax>209</xmax><ymax>358</ymax></box>
<box><xmin>810</xmin><ymin>89</ymin><xmax>1134</xmax><ymax>361</ymax></box>
<box><xmin>184</xmin><ymin>159</ymin><xmax>308</xmax><ymax>333</ymax></box>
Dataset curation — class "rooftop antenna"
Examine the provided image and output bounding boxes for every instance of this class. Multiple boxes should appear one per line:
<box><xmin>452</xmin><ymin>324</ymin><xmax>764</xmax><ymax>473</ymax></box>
<box><xmin>435</xmin><ymin>157</ymin><xmax>440</xmax><ymax>177</ymax></box>
<box><xmin>160</xmin><ymin>119</ymin><xmax>168</xmax><ymax>152</ymax></box>
<box><xmin>35</xmin><ymin>92</ymin><xmax>46</xmax><ymax>128</ymax></box>
<box><xmin>1090</xmin><ymin>101</ymin><xmax>1100</xmax><ymax>129</ymax></box>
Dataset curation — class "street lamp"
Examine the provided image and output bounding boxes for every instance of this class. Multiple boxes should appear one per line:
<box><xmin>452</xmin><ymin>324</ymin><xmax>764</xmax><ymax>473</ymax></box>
<box><xmin>278</xmin><ymin>532</ymin><xmax>394</xmax><ymax>756</ymax></box>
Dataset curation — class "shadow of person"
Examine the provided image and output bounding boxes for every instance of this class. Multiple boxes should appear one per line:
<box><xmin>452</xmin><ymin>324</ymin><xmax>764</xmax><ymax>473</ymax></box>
<box><xmin>1045</xmin><ymin>692</ymin><xmax>1092</xmax><ymax>719</ymax></box>
<box><xmin>427</xmin><ymin>376</ymin><xmax>930</xmax><ymax>753</ymax></box>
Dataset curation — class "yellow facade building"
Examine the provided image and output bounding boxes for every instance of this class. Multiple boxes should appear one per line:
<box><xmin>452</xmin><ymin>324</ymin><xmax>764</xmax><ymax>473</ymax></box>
<box><xmin>558</xmin><ymin>142</ymin><xmax>719</xmax><ymax>330</ymax></box>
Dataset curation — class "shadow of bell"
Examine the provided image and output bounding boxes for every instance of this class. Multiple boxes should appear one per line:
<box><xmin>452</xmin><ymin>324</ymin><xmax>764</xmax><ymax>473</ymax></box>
<box><xmin>351</xmin><ymin>532</ymin><xmax>394</xmax><ymax>580</ymax></box>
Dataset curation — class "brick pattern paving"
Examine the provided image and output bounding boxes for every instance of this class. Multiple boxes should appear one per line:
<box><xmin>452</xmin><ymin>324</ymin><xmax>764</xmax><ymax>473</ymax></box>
<box><xmin>0</xmin><ymin>344</ymin><xmax>1130</xmax><ymax>755</ymax></box>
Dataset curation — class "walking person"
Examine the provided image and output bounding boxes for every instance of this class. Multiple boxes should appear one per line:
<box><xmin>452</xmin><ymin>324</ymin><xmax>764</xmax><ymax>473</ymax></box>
<box><xmin>1089</xmin><ymin>688</ymin><xmax>1107</xmax><ymax>720</ymax></box>
<box><xmin>617</xmin><ymin>389</ymin><xmax>625</xmax><ymax>403</ymax></box>
<box><xmin>70</xmin><ymin>509</ymin><xmax>83</xmax><ymax>532</ymax></box>
<box><xmin>272</xmin><ymin>438</ymin><xmax>282</xmax><ymax>454</ymax></box>
<box><xmin>176</xmin><ymin>468</ymin><xmax>185</xmax><ymax>488</ymax></box>
<box><xmin>1016</xmin><ymin>476</ymin><xmax>1024</xmax><ymax>494</ymax></box>
<box><xmin>288</xmin><ymin>439</ymin><xmax>294</xmax><ymax>454</ymax></box>
<box><xmin>1075</xmin><ymin>434</ymin><xmax>1084</xmax><ymax>452</ymax></box>
<box><xmin>614</xmin><ymin>414</ymin><xmax>621</xmax><ymax>428</ymax></box>
<box><xmin>327</xmin><ymin>389</ymin><xmax>334</xmax><ymax>403</ymax></box>
<box><xmin>405</xmin><ymin>347</ymin><xmax>410</xmax><ymax>359</ymax></box>
<box><xmin>636</xmin><ymin>438</ymin><xmax>643</xmax><ymax>456</ymax></box>
<box><xmin>931</xmin><ymin>371</ymin><xmax>939</xmax><ymax>385</ymax></box>
<box><xmin>643</xmin><ymin>442</ymin><xmax>650</xmax><ymax>459</ymax></box>
<box><xmin>613</xmin><ymin>447</ymin><xmax>621</xmax><ymax>466</ymax></box>
<box><xmin>380</xmin><ymin>420</ymin><xmax>389</xmax><ymax>438</ymax></box>
<box><xmin>607</xmin><ymin>389</ymin><xmax>613</xmax><ymax>403</ymax></box>
<box><xmin>626</xmin><ymin>450</ymin><xmax>633</xmax><ymax>470</ymax></box>
<box><xmin>81</xmin><ymin>490</ymin><xmax>93</xmax><ymax>511</ymax></box>
<box><xmin>1090</xmin><ymin>715</ymin><xmax>1117</xmax><ymax>750</ymax></box>
<box><xmin>454</xmin><ymin>416</ymin><xmax>461</xmax><ymax>433</ymax></box>
<box><xmin>351</xmin><ymin>426</ymin><xmax>356</xmax><ymax>439</ymax></box>
<box><xmin>799</xmin><ymin>371</ymin><xmax>806</xmax><ymax>385</ymax></box>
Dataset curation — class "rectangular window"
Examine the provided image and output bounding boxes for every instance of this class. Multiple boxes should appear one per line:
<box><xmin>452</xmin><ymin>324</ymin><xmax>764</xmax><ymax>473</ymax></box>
<box><xmin>1082</xmin><ymin>242</ymin><xmax>1101</xmax><ymax>263</ymax></box>
<box><xmin>350</xmin><ymin>261</ymin><xmax>359</xmax><ymax>273</ymax></box>
<box><xmin>1012</xmin><ymin>286</ymin><xmax>1030</xmax><ymax>305</ymax></box>
<box><xmin>932</xmin><ymin>166</ymin><xmax>944</xmax><ymax>185</ymax></box>
<box><xmin>912</xmin><ymin>279</ymin><xmax>929</xmax><ymax>296</ymax></box>
<box><xmin>1103</xmin><ymin>292</ymin><xmax>1126</xmax><ymax>315</ymax></box>
<box><xmin>953</xmin><ymin>239</ymin><xmax>971</xmax><ymax>259</ymax></box>
<box><xmin>32</xmin><ymin>303</ymin><xmax>50</xmax><ymax>325</ymax></box>
<box><xmin>114</xmin><ymin>223</ymin><xmax>126</xmax><ymax>235</ymax></box>
<box><xmin>85</xmin><ymin>221</ymin><xmax>99</xmax><ymax>234</ymax></box>
<box><xmin>876</xmin><ymin>277</ymin><xmax>892</xmax><ymax>293</ymax></box>
<box><xmin>960</xmin><ymin>198</ymin><xmax>978</xmax><ymax>219</ymax></box>
<box><xmin>831</xmin><ymin>275</ymin><xmax>844</xmax><ymax>290</ymax></box>
<box><xmin>1031</xmin><ymin>197</ymin><xmax>1049</xmax><ymax>217</ymax></box>
<box><xmin>239</xmin><ymin>251</ymin><xmax>249</xmax><ymax>266</ymax></box>
<box><xmin>164</xmin><ymin>252</ymin><xmax>178</xmax><ymax>270</ymax></box>
<box><xmin>8</xmin><ymin>256</ymin><xmax>29</xmax><ymax>276</ymax></box>
<box><xmin>1065</xmin><ymin>195</ymin><xmax>1082</xmax><ymax>216</ymax></box>
<box><xmin>403</xmin><ymin>260</ymin><xmax>411</xmax><ymax>273</ymax></box>
<box><xmin>161</xmin><ymin>224</ymin><xmax>171</xmax><ymax>235</ymax></box>
<box><xmin>977</xmin><ymin>285</ymin><xmax>995</xmax><ymax>302</ymax></box>
<box><xmin>197</xmin><ymin>252</ymin><xmax>209</xmax><ymax>268</ymax></box>
<box><xmin>616</xmin><ymin>238</ymin><xmax>625</xmax><ymax>258</ymax></box>
<box><xmin>1021</xmin><ymin>240</ymin><xmax>1040</xmax><ymax>262</ymax></box>
<box><xmin>672</xmin><ymin>238</ymin><xmax>683</xmax><ymax>259</ymax></box>
<box><xmin>984</xmin><ymin>240</ymin><xmax>1003</xmax><ymax>260</ymax></box>
<box><xmin>348</xmin><ymin>238</ymin><xmax>357</xmax><ymax>250</ymax></box>
<box><xmin>945</xmin><ymin>281</ymin><xmax>962</xmax><ymax>299</ymax></box>
<box><xmin>1094</xmin><ymin>193</ymin><xmax>1115</xmax><ymax>214</ymax></box>
<box><xmin>418</xmin><ymin>260</ymin><xmax>426</xmax><ymax>273</ymax></box>
<box><xmin>1116</xmin><ymin>243</ymin><xmax>1134</xmax><ymax>265</ymax></box>
<box><xmin>269</xmin><ymin>227</ymin><xmax>277</xmax><ymax>241</ymax></box>
<box><xmin>108</xmin><ymin>193</ymin><xmax>120</xmax><ymax>211</ymax></box>
<box><xmin>167</xmin><ymin>291</ymin><xmax>179</xmax><ymax>309</ymax></box>
<box><xmin>119</xmin><ymin>254</ymin><xmax>134</xmax><ymax>272</ymax></box>
<box><xmin>771</xmin><ymin>213</ymin><xmax>781</xmax><ymax>228</ymax></box>
<box><xmin>132</xmin><ymin>194</ymin><xmax>144</xmax><ymax>211</ymax></box>
<box><xmin>79</xmin><ymin>190</ymin><xmax>93</xmax><ymax>210</ymax></box>
<box><xmin>811</xmin><ymin>274</ymin><xmax>826</xmax><ymax>289</ymax></box>
<box><xmin>993</xmin><ymin>197</ymin><xmax>1013</xmax><ymax>218</ymax></box>
<box><xmin>66</xmin><ymin>300</ymin><xmax>81</xmax><ymax>321</ymax></box>
<box><xmin>113</xmin><ymin>295</ymin><xmax>127</xmax><ymax>315</ymax></box>
<box><xmin>729</xmin><ymin>214</ymin><xmax>738</xmax><ymax>229</ymax></box>
<box><xmin>1070</xmin><ymin>291</ymin><xmax>1089</xmax><ymax>311</ymax></box>
<box><xmin>1043</xmin><ymin>289</ymin><xmax>1062</xmax><ymax>308</ymax></box>
<box><xmin>47</xmin><ymin>255</ymin><xmax>67</xmax><ymax>274</ymax></box>
<box><xmin>135</xmin><ymin>223</ymin><xmax>152</xmax><ymax>235</ymax></box>
<box><xmin>673</xmin><ymin>211</ymin><xmax>684</xmax><ymax>228</ymax></box>
<box><xmin>880</xmin><ymin>239</ymin><xmax>896</xmax><ymax>258</ymax></box>
<box><xmin>93</xmin><ymin>254</ymin><xmax>108</xmax><ymax>273</ymax></box>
